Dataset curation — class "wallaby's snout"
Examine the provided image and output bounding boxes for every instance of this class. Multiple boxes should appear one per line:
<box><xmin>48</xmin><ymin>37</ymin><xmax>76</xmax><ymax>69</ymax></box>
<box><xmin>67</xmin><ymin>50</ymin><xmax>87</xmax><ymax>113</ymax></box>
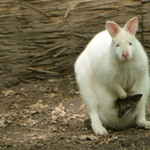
<box><xmin>122</xmin><ymin>52</ymin><xmax>129</xmax><ymax>60</ymax></box>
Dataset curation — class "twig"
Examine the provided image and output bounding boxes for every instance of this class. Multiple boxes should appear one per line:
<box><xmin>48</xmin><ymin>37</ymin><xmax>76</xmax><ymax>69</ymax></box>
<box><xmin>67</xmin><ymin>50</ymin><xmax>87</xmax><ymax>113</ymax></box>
<box><xmin>64</xmin><ymin>7</ymin><xmax>70</xmax><ymax>19</ymax></box>
<box><xmin>34</xmin><ymin>44</ymin><xmax>65</xmax><ymax>59</ymax></box>
<box><xmin>34</xmin><ymin>74</ymin><xmax>45</xmax><ymax>80</ymax></box>
<box><xmin>21</xmin><ymin>2</ymin><xmax>50</xmax><ymax>18</ymax></box>
<box><xmin>53</xmin><ymin>48</ymin><xmax>66</xmax><ymax>58</ymax></box>
<box><xmin>28</xmin><ymin>67</ymin><xmax>59</xmax><ymax>75</ymax></box>
<box><xmin>73</xmin><ymin>33</ymin><xmax>87</xmax><ymax>39</ymax></box>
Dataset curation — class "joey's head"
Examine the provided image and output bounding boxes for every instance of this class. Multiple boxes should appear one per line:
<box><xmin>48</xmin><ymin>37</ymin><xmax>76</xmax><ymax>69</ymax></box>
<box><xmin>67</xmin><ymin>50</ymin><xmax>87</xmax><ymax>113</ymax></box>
<box><xmin>115</xmin><ymin>94</ymin><xmax>142</xmax><ymax>118</ymax></box>
<box><xmin>106</xmin><ymin>17</ymin><xmax>138</xmax><ymax>61</ymax></box>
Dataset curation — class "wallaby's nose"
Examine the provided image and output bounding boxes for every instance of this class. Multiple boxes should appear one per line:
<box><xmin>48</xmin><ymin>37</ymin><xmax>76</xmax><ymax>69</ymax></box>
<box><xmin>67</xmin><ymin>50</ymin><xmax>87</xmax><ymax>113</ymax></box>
<box><xmin>122</xmin><ymin>52</ymin><xmax>129</xmax><ymax>60</ymax></box>
<box><xmin>118</xmin><ymin>110</ymin><xmax>124</xmax><ymax>118</ymax></box>
<box><xmin>118</xmin><ymin>113</ymin><xmax>123</xmax><ymax>118</ymax></box>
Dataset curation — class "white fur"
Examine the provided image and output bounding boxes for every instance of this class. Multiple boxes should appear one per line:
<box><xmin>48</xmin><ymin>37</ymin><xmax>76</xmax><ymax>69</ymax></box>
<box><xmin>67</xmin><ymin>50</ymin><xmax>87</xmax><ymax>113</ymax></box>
<box><xmin>74</xmin><ymin>18</ymin><xmax>150</xmax><ymax>135</ymax></box>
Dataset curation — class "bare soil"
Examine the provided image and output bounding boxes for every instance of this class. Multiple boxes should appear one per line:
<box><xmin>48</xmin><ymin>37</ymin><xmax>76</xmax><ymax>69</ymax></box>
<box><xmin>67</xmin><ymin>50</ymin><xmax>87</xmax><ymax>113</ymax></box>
<box><xmin>0</xmin><ymin>76</ymin><xmax>150</xmax><ymax>150</ymax></box>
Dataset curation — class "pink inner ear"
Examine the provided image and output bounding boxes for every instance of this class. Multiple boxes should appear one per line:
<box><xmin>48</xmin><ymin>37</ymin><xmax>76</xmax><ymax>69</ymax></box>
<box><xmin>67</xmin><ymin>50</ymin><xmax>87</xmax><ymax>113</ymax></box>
<box><xmin>126</xmin><ymin>18</ymin><xmax>138</xmax><ymax>35</ymax></box>
<box><xmin>107</xmin><ymin>22</ymin><xmax>120</xmax><ymax>37</ymax></box>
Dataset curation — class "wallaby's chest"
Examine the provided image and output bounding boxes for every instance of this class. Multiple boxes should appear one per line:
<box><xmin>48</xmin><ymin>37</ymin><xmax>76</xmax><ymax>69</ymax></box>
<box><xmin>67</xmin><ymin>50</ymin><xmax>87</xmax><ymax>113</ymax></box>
<box><xmin>107</xmin><ymin>63</ymin><xmax>142</xmax><ymax>88</ymax></box>
<box><xmin>125</xmin><ymin>68</ymin><xmax>142</xmax><ymax>86</ymax></box>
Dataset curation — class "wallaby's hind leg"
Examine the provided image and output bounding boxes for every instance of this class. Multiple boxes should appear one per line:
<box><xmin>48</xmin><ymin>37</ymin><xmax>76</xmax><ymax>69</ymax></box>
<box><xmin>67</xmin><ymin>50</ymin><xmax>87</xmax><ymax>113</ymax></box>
<box><xmin>136</xmin><ymin>113</ymin><xmax>150</xmax><ymax>129</ymax></box>
<box><xmin>78</xmin><ymin>78</ymin><xmax>108</xmax><ymax>136</ymax></box>
<box><xmin>135</xmin><ymin>92</ymin><xmax>150</xmax><ymax>129</ymax></box>
<box><xmin>87</xmin><ymin>106</ymin><xmax>108</xmax><ymax>136</ymax></box>
<box><xmin>135</xmin><ymin>75</ymin><xmax>150</xmax><ymax>129</ymax></box>
<box><xmin>135</xmin><ymin>104</ymin><xmax>150</xmax><ymax>129</ymax></box>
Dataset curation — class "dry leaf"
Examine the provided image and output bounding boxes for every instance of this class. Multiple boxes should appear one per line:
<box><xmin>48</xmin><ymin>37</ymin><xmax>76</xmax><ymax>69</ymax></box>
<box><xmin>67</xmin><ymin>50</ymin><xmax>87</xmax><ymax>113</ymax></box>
<box><xmin>69</xmin><ymin>89</ymin><xmax>79</xmax><ymax>95</ymax></box>
<box><xmin>48</xmin><ymin>79</ymin><xmax>57</xmax><ymax>82</ymax></box>
<box><xmin>12</xmin><ymin>104</ymin><xmax>19</xmax><ymax>108</ymax></box>
<box><xmin>52</xmin><ymin>87</ymin><xmax>59</xmax><ymax>92</ymax></box>
<box><xmin>57</xmin><ymin>103</ymin><xmax>65</xmax><ymax>111</ymax></box>
<box><xmin>22</xmin><ymin>118</ymin><xmax>38</xmax><ymax>127</ymax></box>
<box><xmin>2</xmin><ymin>90</ymin><xmax>15</xmax><ymax>96</ymax></box>
<box><xmin>51</xmin><ymin>115</ymin><xmax>58</xmax><ymax>121</ymax></box>
<box><xmin>80</xmin><ymin>104</ymin><xmax>85</xmax><ymax>111</ymax></box>
<box><xmin>79</xmin><ymin>135</ymin><xmax>98</xmax><ymax>141</ymax></box>
<box><xmin>20</xmin><ymin>88</ymin><xmax>24</xmax><ymax>91</ymax></box>
<box><xmin>38</xmin><ymin>100</ymin><xmax>43</xmax><ymax>103</ymax></box>
<box><xmin>27</xmin><ymin>102</ymin><xmax>49</xmax><ymax>110</ymax></box>
<box><xmin>0</xmin><ymin>117</ymin><xmax>5</xmax><ymax>126</ymax></box>
<box><xmin>51</xmin><ymin>103</ymin><xmax>66</xmax><ymax>117</ymax></box>
<box><xmin>49</xmin><ymin>93</ymin><xmax>56</xmax><ymax>98</ymax></box>
<box><xmin>49</xmin><ymin>125</ymin><xmax>57</xmax><ymax>132</ymax></box>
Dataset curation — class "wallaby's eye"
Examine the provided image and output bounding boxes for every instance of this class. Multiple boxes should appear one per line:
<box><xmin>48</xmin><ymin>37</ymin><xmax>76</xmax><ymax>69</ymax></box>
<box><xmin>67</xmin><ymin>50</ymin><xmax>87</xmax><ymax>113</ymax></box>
<box><xmin>116</xmin><ymin>44</ymin><xmax>119</xmax><ymax>47</ymax></box>
<box><xmin>129</xmin><ymin>42</ymin><xmax>132</xmax><ymax>46</ymax></box>
<box><xmin>127</xmin><ymin>106</ymin><xmax>131</xmax><ymax>109</ymax></box>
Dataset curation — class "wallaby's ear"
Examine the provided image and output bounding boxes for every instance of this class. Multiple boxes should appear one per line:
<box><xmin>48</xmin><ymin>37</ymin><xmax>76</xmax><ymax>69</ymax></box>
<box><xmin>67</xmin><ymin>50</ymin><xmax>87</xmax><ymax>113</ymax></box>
<box><xmin>131</xmin><ymin>94</ymin><xmax>143</xmax><ymax>103</ymax></box>
<box><xmin>124</xmin><ymin>17</ymin><xmax>138</xmax><ymax>35</ymax></box>
<box><xmin>106</xmin><ymin>21</ymin><xmax>120</xmax><ymax>37</ymax></box>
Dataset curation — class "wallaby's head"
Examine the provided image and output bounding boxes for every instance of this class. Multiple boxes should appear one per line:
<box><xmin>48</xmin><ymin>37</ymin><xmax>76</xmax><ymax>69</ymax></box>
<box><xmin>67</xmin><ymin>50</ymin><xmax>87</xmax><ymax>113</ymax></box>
<box><xmin>106</xmin><ymin>17</ymin><xmax>138</xmax><ymax>61</ymax></box>
<box><xmin>115</xmin><ymin>94</ymin><xmax>142</xmax><ymax>118</ymax></box>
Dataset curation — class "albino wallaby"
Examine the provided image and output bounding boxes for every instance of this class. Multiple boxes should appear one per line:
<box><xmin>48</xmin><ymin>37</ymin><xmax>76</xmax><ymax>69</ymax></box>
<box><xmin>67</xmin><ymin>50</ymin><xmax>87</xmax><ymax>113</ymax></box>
<box><xmin>75</xmin><ymin>17</ymin><xmax>150</xmax><ymax>136</ymax></box>
<box><xmin>116</xmin><ymin>94</ymin><xmax>143</xmax><ymax>118</ymax></box>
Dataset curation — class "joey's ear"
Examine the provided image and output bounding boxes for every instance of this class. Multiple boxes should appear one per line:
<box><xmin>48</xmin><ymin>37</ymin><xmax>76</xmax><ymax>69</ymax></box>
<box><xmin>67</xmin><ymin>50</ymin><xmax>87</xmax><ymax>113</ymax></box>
<box><xmin>106</xmin><ymin>21</ymin><xmax>120</xmax><ymax>37</ymax></box>
<box><xmin>131</xmin><ymin>94</ymin><xmax>143</xmax><ymax>103</ymax></box>
<box><xmin>124</xmin><ymin>17</ymin><xmax>138</xmax><ymax>35</ymax></box>
<box><xmin>115</xmin><ymin>98</ymin><xmax>121</xmax><ymax>105</ymax></box>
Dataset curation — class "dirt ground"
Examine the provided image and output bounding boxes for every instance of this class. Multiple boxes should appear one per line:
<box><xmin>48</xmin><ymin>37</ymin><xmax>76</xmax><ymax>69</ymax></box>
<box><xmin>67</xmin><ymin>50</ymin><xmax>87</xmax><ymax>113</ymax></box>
<box><xmin>0</xmin><ymin>76</ymin><xmax>150</xmax><ymax>150</ymax></box>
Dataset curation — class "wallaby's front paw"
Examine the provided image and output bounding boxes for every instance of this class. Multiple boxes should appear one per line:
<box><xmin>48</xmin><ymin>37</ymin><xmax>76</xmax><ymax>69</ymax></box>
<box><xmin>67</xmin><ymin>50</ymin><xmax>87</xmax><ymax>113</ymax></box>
<box><xmin>127</xmin><ymin>87</ymin><xmax>136</xmax><ymax>93</ymax></box>
<box><xmin>93</xmin><ymin>126</ymin><xmax>108</xmax><ymax>136</ymax></box>
<box><xmin>119</xmin><ymin>92</ymin><xmax>127</xmax><ymax>99</ymax></box>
